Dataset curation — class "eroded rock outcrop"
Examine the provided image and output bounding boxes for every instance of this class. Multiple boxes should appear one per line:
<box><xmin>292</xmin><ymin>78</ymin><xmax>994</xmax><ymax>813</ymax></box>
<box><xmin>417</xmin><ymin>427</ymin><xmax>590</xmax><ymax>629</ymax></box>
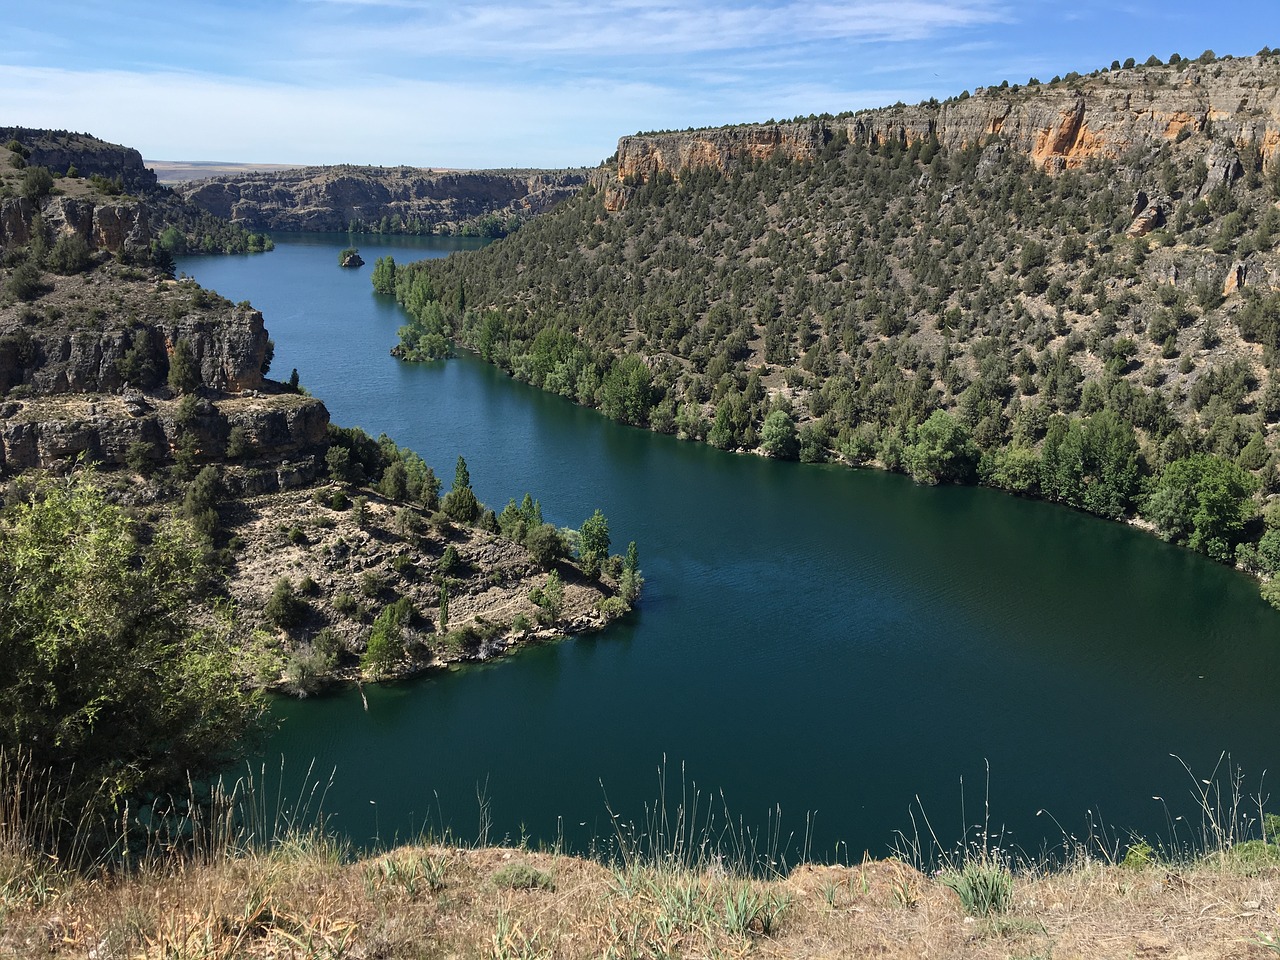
<box><xmin>176</xmin><ymin>166</ymin><xmax>590</xmax><ymax>233</ymax></box>
<box><xmin>0</xmin><ymin>127</ymin><xmax>158</xmax><ymax>193</ymax></box>
<box><xmin>605</xmin><ymin>55</ymin><xmax>1280</xmax><ymax>202</ymax></box>
<box><xmin>0</xmin><ymin>392</ymin><xmax>328</xmax><ymax>477</ymax></box>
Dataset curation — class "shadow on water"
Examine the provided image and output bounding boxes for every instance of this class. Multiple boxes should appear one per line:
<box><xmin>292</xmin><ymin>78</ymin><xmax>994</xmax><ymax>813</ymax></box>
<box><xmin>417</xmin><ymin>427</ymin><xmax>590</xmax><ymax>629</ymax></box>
<box><xmin>181</xmin><ymin>234</ymin><xmax>1280</xmax><ymax>862</ymax></box>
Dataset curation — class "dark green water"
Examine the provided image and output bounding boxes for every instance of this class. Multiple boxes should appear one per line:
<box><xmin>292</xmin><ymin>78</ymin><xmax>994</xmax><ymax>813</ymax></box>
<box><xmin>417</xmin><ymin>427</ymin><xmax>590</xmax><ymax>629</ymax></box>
<box><xmin>178</xmin><ymin>234</ymin><xmax>1280</xmax><ymax>862</ymax></box>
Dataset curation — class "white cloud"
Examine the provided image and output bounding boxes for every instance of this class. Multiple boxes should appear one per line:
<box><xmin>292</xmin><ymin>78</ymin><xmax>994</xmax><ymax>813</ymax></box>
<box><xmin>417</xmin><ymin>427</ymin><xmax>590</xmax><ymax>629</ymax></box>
<box><xmin>300</xmin><ymin>0</ymin><xmax>1006</xmax><ymax>60</ymax></box>
<box><xmin>0</xmin><ymin>66</ymin><xmax>682</xmax><ymax>167</ymax></box>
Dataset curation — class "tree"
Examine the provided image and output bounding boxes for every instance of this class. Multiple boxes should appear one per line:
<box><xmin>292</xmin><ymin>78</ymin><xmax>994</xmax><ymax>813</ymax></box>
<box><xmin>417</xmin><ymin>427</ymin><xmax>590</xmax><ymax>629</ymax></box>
<box><xmin>265</xmin><ymin>578</ymin><xmax>307</xmax><ymax>629</ymax></box>
<box><xmin>578</xmin><ymin>509</ymin><xmax>610</xmax><ymax>578</ymax></box>
<box><xmin>371</xmin><ymin>255</ymin><xmax>397</xmax><ymax>295</ymax></box>
<box><xmin>0</xmin><ymin>471</ymin><xmax>261</xmax><ymax>829</ymax></box>
<box><xmin>619</xmin><ymin>541</ymin><xmax>643</xmax><ymax>606</ymax></box>
<box><xmin>529</xmin><ymin>570</ymin><xmax>564</xmax><ymax>621</ymax></box>
<box><xmin>362</xmin><ymin>598</ymin><xmax>411</xmax><ymax>678</ymax></box>
<box><xmin>20</xmin><ymin>165</ymin><xmax>53</xmax><ymax>201</ymax></box>
<box><xmin>1145</xmin><ymin>454</ymin><xmax>1259</xmax><ymax>561</ymax></box>
<box><xmin>525</xmin><ymin>522</ymin><xmax>566</xmax><ymax>568</ymax></box>
<box><xmin>379</xmin><ymin>459</ymin><xmax>409</xmax><ymax>500</ymax></box>
<box><xmin>904</xmin><ymin>410</ymin><xmax>979</xmax><ymax>484</ymax></box>
<box><xmin>760</xmin><ymin>408</ymin><xmax>799</xmax><ymax>459</ymax></box>
<box><xmin>441</xmin><ymin>455</ymin><xmax>481</xmax><ymax>523</ymax></box>
<box><xmin>168</xmin><ymin>338</ymin><xmax>200</xmax><ymax>395</ymax></box>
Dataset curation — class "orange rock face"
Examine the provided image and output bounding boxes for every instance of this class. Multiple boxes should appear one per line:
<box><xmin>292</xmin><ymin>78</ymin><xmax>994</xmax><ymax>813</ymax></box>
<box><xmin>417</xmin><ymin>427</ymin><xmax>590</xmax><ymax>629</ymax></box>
<box><xmin>606</xmin><ymin>55</ymin><xmax>1280</xmax><ymax>204</ymax></box>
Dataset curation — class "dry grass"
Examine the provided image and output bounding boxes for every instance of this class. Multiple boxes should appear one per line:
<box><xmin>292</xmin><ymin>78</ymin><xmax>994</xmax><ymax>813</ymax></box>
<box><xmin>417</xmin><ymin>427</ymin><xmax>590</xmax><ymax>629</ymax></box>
<box><xmin>1</xmin><ymin>833</ymin><xmax>1277</xmax><ymax>959</ymax></box>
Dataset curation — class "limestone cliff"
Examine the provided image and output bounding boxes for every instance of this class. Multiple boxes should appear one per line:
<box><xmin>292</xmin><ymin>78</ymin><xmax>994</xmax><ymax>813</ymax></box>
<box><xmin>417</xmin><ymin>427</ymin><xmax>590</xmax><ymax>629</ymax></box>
<box><xmin>604</xmin><ymin>54</ymin><xmax>1280</xmax><ymax>206</ymax></box>
<box><xmin>0</xmin><ymin>127</ymin><xmax>158</xmax><ymax>193</ymax></box>
<box><xmin>0</xmin><ymin>158</ymin><xmax>328</xmax><ymax>479</ymax></box>
<box><xmin>175</xmin><ymin>165</ymin><xmax>589</xmax><ymax>234</ymax></box>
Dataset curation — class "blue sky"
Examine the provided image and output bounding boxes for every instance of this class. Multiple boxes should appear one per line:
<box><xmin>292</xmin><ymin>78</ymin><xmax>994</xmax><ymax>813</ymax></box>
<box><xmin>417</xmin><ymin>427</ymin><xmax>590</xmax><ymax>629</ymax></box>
<box><xmin>0</xmin><ymin>1</ymin><xmax>1273</xmax><ymax>168</ymax></box>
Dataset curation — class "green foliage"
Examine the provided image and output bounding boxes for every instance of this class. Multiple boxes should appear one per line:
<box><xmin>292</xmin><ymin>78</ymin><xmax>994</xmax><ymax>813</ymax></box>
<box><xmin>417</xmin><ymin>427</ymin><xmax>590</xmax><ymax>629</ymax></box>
<box><xmin>1145</xmin><ymin>454</ymin><xmax>1259</xmax><ymax>561</ymax></box>
<box><xmin>371</xmin><ymin>255</ymin><xmax>397</xmax><ymax>295</ymax></box>
<box><xmin>20</xmin><ymin>165</ymin><xmax>54</xmax><ymax>200</ymax></box>
<box><xmin>4</xmin><ymin>261</ymin><xmax>47</xmax><ymax>301</ymax></box>
<box><xmin>362</xmin><ymin>598</ymin><xmax>413</xmax><ymax>678</ymax></box>
<box><xmin>1121</xmin><ymin>841</ymin><xmax>1155</xmax><ymax>868</ymax></box>
<box><xmin>46</xmin><ymin>233</ymin><xmax>92</xmax><ymax>275</ymax></box>
<box><xmin>265</xmin><ymin>578</ymin><xmax>308</xmax><ymax>630</ymax></box>
<box><xmin>167</xmin><ymin>338</ymin><xmax>200</xmax><ymax>395</ymax></box>
<box><xmin>525</xmin><ymin>522</ymin><xmax>566</xmax><ymax>569</ymax></box>
<box><xmin>761</xmin><ymin>408</ymin><xmax>799</xmax><ymax>459</ymax></box>
<box><xmin>578</xmin><ymin>509</ymin><xmax>610</xmax><ymax>578</ymax></box>
<box><xmin>492</xmin><ymin>862</ymin><xmax>555</xmax><ymax>891</ymax></box>
<box><xmin>529</xmin><ymin>570</ymin><xmax>565</xmax><ymax>621</ymax></box>
<box><xmin>939</xmin><ymin>860</ymin><xmax>1014</xmax><ymax>917</ymax></box>
<box><xmin>439</xmin><ymin>544</ymin><xmax>460</xmax><ymax>575</ymax></box>
<box><xmin>904</xmin><ymin>410</ymin><xmax>979</xmax><ymax>485</ymax></box>
<box><xmin>0</xmin><ymin>470</ymin><xmax>260</xmax><ymax>821</ymax></box>
<box><xmin>182</xmin><ymin>465</ymin><xmax>222</xmax><ymax>541</ymax></box>
<box><xmin>441</xmin><ymin>455</ymin><xmax>481</xmax><ymax>523</ymax></box>
<box><xmin>619</xmin><ymin>540</ymin><xmax>643</xmax><ymax>606</ymax></box>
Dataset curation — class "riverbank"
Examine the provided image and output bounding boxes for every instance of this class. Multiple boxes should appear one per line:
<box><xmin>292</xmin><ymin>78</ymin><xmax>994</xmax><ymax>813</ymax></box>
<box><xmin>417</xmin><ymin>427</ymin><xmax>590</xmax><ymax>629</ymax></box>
<box><xmin>2</xmin><ymin>832</ymin><xmax>1277</xmax><ymax>958</ymax></box>
<box><xmin>211</xmin><ymin>479</ymin><xmax>627</xmax><ymax>695</ymax></box>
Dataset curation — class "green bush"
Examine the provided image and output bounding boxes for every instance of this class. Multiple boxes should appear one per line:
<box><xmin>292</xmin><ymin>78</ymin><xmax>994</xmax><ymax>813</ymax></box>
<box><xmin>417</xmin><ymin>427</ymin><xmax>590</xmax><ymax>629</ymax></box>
<box><xmin>492</xmin><ymin>863</ymin><xmax>555</xmax><ymax>891</ymax></box>
<box><xmin>265</xmin><ymin>578</ymin><xmax>307</xmax><ymax>629</ymax></box>
<box><xmin>939</xmin><ymin>860</ymin><xmax>1013</xmax><ymax>916</ymax></box>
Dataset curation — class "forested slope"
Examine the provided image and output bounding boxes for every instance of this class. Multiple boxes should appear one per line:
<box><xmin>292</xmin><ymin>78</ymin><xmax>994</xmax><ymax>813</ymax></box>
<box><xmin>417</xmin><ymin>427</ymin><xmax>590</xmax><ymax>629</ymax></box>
<box><xmin>386</xmin><ymin>50</ymin><xmax>1280</xmax><ymax>597</ymax></box>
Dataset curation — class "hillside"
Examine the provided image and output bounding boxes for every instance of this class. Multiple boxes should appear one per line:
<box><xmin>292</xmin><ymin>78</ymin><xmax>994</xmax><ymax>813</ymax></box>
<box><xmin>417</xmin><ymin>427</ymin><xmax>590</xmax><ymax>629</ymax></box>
<box><xmin>174</xmin><ymin>164</ymin><xmax>591</xmax><ymax>236</ymax></box>
<box><xmin>0</xmin><ymin>139</ymin><xmax>634</xmax><ymax>696</ymax></box>
<box><xmin>388</xmin><ymin>49</ymin><xmax>1280</xmax><ymax>598</ymax></box>
<box><xmin>1</xmin><ymin>829</ymin><xmax>1278</xmax><ymax>958</ymax></box>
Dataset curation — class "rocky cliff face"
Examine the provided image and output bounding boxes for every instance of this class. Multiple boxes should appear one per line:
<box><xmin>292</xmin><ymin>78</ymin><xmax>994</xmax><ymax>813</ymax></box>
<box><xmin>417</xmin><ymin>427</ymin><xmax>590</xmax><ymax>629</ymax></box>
<box><xmin>0</xmin><ymin>301</ymin><xmax>269</xmax><ymax>397</ymax></box>
<box><xmin>605</xmin><ymin>54</ymin><xmax>1280</xmax><ymax>205</ymax></box>
<box><xmin>0</xmin><ymin>392</ymin><xmax>328</xmax><ymax>478</ymax></box>
<box><xmin>175</xmin><ymin>166</ymin><xmax>589</xmax><ymax>233</ymax></box>
<box><xmin>0</xmin><ymin>127</ymin><xmax>158</xmax><ymax>193</ymax></box>
<box><xmin>0</xmin><ymin>195</ymin><xmax>154</xmax><ymax>257</ymax></box>
<box><xmin>0</xmin><ymin>170</ymin><xmax>327</xmax><ymax>478</ymax></box>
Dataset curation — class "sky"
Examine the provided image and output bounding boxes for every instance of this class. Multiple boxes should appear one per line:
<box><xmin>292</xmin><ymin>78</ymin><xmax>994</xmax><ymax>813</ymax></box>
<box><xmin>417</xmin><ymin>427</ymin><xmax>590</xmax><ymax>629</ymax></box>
<box><xmin>0</xmin><ymin>1</ymin><xmax>1275</xmax><ymax>169</ymax></box>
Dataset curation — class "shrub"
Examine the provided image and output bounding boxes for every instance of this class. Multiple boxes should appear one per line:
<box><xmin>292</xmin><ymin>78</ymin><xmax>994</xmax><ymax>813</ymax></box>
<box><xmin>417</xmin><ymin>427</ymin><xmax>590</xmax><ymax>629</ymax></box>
<box><xmin>46</xmin><ymin>233</ymin><xmax>91</xmax><ymax>274</ymax></box>
<box><xmin>5</xmin><ymin>261</ymin><xmax>47</xmax><ymax>301</ymax></box>
<box><xmin>20</xmin><ymin>165</ymin><xmax>54</xmax><ymax>200</ymax></box>
<box><xmin>265</xmin><ymin>578</ymin><xmax>307</xmax><ymax>629</ymax></box>
<box><xmin>939</xmin><ymin>860</ymin><xmax>1013</xmax><ymax>916</ymax></box>
<box><xmin>492</xmin><ymin>863</ymin><xmax>555</xmax><ymax>891</ymax></box>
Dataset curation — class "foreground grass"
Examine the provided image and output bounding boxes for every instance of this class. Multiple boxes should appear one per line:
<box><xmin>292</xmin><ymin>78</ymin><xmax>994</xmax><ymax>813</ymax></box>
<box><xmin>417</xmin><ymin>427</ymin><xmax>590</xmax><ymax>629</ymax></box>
<box><xmin>2</xmin><ymin>832</ymin><xmax>1278</xmax><ymax>959</ymax></box>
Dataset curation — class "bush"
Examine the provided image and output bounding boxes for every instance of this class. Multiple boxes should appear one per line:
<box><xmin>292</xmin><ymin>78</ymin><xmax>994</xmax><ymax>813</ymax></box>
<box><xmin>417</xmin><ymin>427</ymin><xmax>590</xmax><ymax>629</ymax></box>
<box><xmin>939</xmin><ymin>860</ymin><xmax>1013</xmax><ymax>916</ymax></box>
<box><xmin>4</xmin><ymin>261</ymin><xmax>47</xmax><ymax>301</ymax></box>
<box><xmin>492</xmin><ymin>863</ymin><xmax>555</xmax><ymax>891</ymax></box>
<box><xmin>167</xmin><ymin>338</ymin><xmax>200</xmax><ymax>394</ymax></box>
<box><xmin>0</xmin><ymin>470</ymin><xmax>261</xmax><ymax>835</ymax></box>
<box><xmin>265</xmin><ymin>578</ymin><xmax>308</xmax><ymax>629</ymax></box>
<box><xmin>20</xmin><ymin>165</ymin><xmax>54</xmax><ymax>200</ymax></box>
<box><xmin>46</xmin><ymin>233</ymin><xmax>91</xmax><ymax>274</ymax></box>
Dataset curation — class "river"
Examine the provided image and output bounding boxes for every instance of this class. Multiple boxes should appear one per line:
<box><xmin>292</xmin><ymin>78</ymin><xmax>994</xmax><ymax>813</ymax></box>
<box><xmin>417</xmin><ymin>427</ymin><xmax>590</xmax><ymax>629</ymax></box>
<box><xmin>178</xmin><ymin>233</ymin><xmax>1280</xmax><ymax>864</ymax></box>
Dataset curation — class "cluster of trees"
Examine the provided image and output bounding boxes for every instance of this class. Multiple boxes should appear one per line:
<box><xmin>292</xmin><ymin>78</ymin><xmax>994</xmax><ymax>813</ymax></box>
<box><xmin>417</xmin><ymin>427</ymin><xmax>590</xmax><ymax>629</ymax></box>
<box><xmin>155</xmin><ymin>220</ymin><xmax>274</xmax><ymax>257</ymax></box>
<box><xmin>0</xmin><ymin>471</ymin><xmax>260</xmax><ymax>838</ymax></box>
<box><xmin>379</xmin><ymin>90</ymin><xmax>1280</xmax><ymax>596</ymax></box>
<box><xmin>346</xmin><ymin>210</ymin><xmax>526</xmax><ymax>238</ymax></box>
<box><xmin>324</xmin><ymin>425</ymin><xmax>639</xmax><ymax>602</ymax></box>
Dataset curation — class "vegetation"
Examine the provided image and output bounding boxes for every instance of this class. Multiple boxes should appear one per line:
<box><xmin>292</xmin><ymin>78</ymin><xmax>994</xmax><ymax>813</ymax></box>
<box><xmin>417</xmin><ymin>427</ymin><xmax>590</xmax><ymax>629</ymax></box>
<box><xmin>379</xmin><ymin>66</ymin><xmax>1280</xmax><ymax>603</ymax></box>
<box><xmin>0</xmin><ymin>470</ymin><xmax>261</xmax><ymax>828</ymax></box>
<box><xmin>0</xmin><ymin>757</ymin><xmax>1274</xmax><ymax>958</ymax></box>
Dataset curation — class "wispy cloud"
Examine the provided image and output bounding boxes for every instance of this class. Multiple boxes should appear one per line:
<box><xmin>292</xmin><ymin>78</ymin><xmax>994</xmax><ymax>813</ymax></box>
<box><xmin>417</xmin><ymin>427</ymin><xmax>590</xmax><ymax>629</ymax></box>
<box><xmin>307</xmin><ymin>0</ymin><xmax>1007</xmax><ymax>61</ymax></box>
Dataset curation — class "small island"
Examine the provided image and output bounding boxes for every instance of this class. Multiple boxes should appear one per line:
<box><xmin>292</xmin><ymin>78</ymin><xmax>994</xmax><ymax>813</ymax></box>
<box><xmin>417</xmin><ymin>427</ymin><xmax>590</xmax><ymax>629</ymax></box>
<box><xmin>338</xmin><ymin>246</ymin><xmax>364</xmax><ymax>267</ymax></box>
